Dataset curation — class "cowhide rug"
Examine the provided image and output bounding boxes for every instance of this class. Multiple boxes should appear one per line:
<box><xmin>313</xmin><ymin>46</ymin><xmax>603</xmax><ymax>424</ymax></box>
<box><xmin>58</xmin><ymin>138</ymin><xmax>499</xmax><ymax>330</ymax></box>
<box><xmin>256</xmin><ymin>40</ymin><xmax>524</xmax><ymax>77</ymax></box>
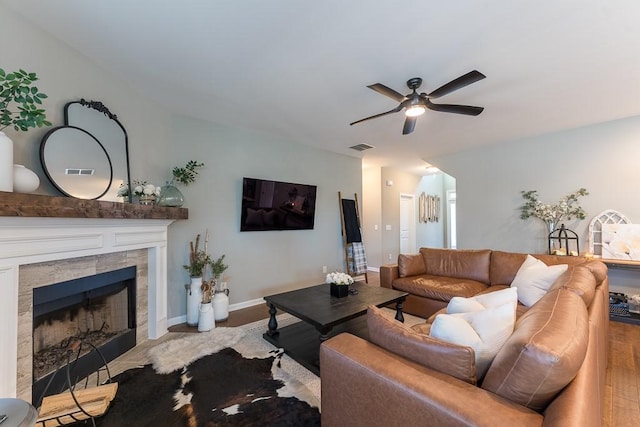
<box><xmin>91</xmin><ymin>318</ymin><xmax>321</xmax><ymax>426</ymax></box>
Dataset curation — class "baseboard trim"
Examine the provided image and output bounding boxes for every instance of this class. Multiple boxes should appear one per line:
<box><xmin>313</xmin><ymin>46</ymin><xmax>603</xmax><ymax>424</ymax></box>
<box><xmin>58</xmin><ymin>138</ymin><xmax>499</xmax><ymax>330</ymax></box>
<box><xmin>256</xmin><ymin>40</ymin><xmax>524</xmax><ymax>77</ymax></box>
<box><xmin>167</xmin><ymin>298</ymin><xmax>265</xmax><ymax>327</ymax></box>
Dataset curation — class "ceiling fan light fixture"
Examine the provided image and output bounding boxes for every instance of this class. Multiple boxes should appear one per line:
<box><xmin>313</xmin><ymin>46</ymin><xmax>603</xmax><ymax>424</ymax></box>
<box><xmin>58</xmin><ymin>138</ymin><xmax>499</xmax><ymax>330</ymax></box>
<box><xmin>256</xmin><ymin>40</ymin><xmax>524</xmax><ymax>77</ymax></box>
<box><xmin>405</xmin><ymin>104</ymin><xmax>426</xmax><ymax>117</ymax></box>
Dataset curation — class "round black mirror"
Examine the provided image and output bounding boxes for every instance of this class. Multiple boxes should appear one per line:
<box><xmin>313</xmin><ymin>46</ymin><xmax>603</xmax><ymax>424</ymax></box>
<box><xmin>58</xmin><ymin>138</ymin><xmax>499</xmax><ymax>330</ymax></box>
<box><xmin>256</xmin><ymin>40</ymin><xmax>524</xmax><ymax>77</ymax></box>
<box><xmin>40</xmin><ymin>126</ymin><xmax>113</xmax><ymax>199</ymax></box>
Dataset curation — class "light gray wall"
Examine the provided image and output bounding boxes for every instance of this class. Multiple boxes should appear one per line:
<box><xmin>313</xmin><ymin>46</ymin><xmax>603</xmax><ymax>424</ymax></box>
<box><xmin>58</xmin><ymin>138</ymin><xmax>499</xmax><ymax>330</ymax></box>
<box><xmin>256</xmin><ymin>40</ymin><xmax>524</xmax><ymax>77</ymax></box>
<box><xmin>165</xmin><ymin>115</ymin><xmax>362</xmax><ymax>318</ymax></box>
<box><xmin>380</xmin><ymin>167</ymin><xmax>421</xmax><ymax>262</ymax></box>
<box><xmin>432</xmin><ymin>115</ymin><xmax>640</xmax><ymax>295</ymax></box>
<box><xmin>362</xmin><ymin>166</ymin><xmax>383</xmax><ymax>268</ymax></box>
<box><xmin>2</xmin><ymin>5</ymin><xmax>363</xmax><ymax>321</ymax></box>
<box><xmin>416</xmin><ymin>172</ymin><xmax>446</xmax><ymax>249</ymax></box>
<box><xmin>0</xmin><ymin>5</ymin><xmax>174</xmax><ymax>188</ymax></box>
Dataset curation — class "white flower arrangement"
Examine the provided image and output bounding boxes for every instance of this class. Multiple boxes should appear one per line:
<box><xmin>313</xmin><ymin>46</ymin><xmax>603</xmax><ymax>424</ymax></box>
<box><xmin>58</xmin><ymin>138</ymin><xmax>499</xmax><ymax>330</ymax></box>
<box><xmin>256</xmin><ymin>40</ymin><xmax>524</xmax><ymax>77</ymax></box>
<box><xmin>117</xmin><ymin>180</ymin><xmax>161</xmax><ymax>198</ymax></box>
<box><xmin>519</xmin><ymin>188</ymin><xmax>589</xmax><ymax>227</ymax></box>
<box><xmin>326</xmin><ymin>271</ymin><xmax>354</xmax><ymax>286</ymax></box>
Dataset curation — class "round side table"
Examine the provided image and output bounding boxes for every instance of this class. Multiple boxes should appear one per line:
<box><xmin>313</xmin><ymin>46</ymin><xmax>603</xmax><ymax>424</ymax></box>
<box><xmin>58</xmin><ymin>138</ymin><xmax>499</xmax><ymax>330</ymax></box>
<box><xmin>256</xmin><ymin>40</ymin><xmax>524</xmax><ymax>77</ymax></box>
<box><xmin>0</xmin><ymin>398</ymin><xmax>37</xmax><ymax>427</ymax></box>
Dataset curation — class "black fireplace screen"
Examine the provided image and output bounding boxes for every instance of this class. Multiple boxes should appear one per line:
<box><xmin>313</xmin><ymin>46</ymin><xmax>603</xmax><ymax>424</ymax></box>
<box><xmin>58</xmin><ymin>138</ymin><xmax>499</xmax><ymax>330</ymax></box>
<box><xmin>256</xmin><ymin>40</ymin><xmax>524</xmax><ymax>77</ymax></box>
<box><xmin>32</xmin><ymin>266</ymin><xmax>136</xmax><ymax>401</ymax></box>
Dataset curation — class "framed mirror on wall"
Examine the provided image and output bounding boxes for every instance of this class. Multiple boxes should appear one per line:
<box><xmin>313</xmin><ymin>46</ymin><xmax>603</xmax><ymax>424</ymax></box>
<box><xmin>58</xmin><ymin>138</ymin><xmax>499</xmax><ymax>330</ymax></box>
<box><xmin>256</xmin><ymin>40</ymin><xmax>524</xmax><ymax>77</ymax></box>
<box><xmin>39</xmin><ymin>99</ymin><xmax>131</xmax><ymax>202</ymax></box>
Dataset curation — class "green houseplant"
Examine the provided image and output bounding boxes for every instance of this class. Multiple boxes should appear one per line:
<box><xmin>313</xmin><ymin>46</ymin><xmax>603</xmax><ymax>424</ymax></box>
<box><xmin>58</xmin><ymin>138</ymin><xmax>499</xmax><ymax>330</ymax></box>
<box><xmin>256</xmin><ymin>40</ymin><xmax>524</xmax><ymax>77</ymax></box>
<box><xmin>0</xmin><ymin>68</ymin><xmax>51</xmax><ymax>132</ymax></box>
<box><xmin>183</xmin><ymin>234</ymin><xmax>212</xmax><ymax>278</ymax></box>
<box><xmin>0</xmin><ymin>68</ymin><xmax>51</xmax><ymax>192</ymax></box>
<box><xmin>157</xmin><ymin>160</ymin><xmax>205</xmax><ymax>207</ymax></box>
<box><xmin>172</xmin><ymin>160</ymin><xmax>204</xmax><ymax>185</ymax></box>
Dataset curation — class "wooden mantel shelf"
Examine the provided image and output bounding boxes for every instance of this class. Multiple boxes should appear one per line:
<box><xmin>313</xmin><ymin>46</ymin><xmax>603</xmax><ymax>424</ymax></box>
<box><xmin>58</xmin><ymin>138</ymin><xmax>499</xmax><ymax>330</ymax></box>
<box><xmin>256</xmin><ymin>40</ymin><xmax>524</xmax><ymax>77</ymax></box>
<box><xmin>0</xmin><ymin>191</ymin><xmax>188</xmax><ymax>220</ymax></box>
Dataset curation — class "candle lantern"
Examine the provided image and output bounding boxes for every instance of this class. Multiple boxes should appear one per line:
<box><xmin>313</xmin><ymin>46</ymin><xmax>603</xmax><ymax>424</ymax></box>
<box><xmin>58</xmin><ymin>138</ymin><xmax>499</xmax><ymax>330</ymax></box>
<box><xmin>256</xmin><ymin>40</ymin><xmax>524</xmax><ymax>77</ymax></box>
<box><xmin>548</xmin><ymin>223</ymin><xmax>580</xmax><ymax>256</ymax></box>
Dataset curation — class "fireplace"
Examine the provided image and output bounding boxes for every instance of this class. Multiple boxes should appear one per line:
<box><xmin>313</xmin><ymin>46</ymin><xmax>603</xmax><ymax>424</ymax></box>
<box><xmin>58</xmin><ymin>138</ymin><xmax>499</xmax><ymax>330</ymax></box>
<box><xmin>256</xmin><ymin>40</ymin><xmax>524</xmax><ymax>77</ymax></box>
<box><xmin>0</xmin><ymin>195</ymin><xmax>186</xmax><ymax>399</ymax></box>
<box><xmin>31</xmin><ymin>266</ymin><xmax>137</xmax><ymax>401</ymax></box>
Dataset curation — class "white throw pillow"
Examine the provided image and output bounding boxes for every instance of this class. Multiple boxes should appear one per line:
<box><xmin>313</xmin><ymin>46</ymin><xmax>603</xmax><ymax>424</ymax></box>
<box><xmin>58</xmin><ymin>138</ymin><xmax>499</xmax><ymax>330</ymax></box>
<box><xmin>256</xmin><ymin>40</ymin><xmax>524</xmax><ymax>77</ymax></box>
<box><xmin>430</xmin><ymin>301</ymin><xmax>516</xmax><ymax>379</ymax></box>
<box><xmin>447</xmin><ymin>287</ymin><xmax>518</xmax><ymax>314</ymax></box>
<box><xmin>510</xmin><ymin>255</ymin><xmax>568</xmax><ymax>307</ymax></box>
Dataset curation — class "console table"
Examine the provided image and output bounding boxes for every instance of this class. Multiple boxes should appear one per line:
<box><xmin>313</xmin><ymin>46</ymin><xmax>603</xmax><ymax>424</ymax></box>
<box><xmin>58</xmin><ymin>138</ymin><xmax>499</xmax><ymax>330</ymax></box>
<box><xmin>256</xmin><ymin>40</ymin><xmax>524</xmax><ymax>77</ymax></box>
<box><xmin>602</xmin><ymin>258</ymin><xmax>640</xmax><ymax>326</ymax></box>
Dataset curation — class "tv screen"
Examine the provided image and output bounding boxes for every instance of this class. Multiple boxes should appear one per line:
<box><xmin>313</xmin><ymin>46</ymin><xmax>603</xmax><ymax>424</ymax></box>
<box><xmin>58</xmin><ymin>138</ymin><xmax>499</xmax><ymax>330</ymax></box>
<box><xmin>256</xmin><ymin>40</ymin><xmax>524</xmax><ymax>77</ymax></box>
<box><xmin>241</xmin><ymin>177</ymin><xmax>317</xmax><ymax>231</ymax></box>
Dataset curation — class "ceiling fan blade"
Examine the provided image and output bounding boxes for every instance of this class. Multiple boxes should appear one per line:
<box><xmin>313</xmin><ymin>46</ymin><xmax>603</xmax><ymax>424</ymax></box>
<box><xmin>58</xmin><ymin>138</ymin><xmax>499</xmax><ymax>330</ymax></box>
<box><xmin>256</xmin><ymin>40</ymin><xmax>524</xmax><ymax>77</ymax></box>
<box><xmin>402</xmin><ymin>116</ymin><xmax>417</xmax><ymax>135</ymax></box>
<box><xmin>350</xmin><ymin>104</ymin><xmax>403</xmax><ymax>126</ymax></box>
<box><xmin>427</xmin><ymin>70</ymin><xmax>486</xmax><ymax>99</ymax></box>
<box><xmin>367</xmin><ymin>83</ymin><xmax>406</xmax><ymax>102</ymax></box>
<box><xmin>426</xmin><ymin>102</ymin><xmax>484</xmax><ymax>116</ymax></box>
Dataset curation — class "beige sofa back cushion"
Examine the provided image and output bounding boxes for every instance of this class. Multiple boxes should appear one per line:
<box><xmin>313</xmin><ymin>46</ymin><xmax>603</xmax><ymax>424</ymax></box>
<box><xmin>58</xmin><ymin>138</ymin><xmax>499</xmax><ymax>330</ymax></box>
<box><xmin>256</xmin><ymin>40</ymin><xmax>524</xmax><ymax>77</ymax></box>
<box><xmin>398</xmin><ymin>253</ymin><xmax>426</xmax><ymax>277</ymax></box>
<box><xmin>481</xmin><ymin>288</ymin><xmax>589</xmax><ymax>412</ymax></box>
<box><xmin>420</xmin><ymin>248</ymin><xmax>491</xmax><ymax>284</ymax></box>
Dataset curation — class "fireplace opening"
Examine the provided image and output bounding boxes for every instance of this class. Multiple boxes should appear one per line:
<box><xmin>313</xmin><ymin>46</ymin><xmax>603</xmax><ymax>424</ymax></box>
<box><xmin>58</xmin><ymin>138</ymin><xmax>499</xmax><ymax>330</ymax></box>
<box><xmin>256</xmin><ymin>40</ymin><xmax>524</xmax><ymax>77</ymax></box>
<box><xmin>32</xmin><ymin>266</ymin><xmax>136</xmax><ymax>402</ymax></box>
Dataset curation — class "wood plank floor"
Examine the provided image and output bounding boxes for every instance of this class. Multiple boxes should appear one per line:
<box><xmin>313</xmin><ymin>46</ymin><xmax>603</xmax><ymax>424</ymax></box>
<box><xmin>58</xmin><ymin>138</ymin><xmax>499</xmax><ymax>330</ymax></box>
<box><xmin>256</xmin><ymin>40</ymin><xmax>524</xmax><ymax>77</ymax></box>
<box><xmin>161</xmin><ymin>272</ymin><xmax>640</xmax><ymax>425</ymax></box>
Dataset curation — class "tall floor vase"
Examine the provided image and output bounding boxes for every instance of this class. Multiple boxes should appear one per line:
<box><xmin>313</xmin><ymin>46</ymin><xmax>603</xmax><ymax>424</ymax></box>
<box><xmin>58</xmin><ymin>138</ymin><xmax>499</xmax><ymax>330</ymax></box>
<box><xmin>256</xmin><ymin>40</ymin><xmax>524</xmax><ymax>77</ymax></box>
<box><xmin>0</xmin><ymin>132</ymin><xmax>13</xmax><ymax>191</ymax></box>
<box><xmin>213</xmin><ymin>289</ymin><xmax>229</xmax><ymax>322</ymax></box>
<box><xmin>197</xmin><ymin>302</ymin><xmax>215</xmax><ymax>332</ymax></box>
<box><xmin>186</xmin><ymin>277</ymin><xmax>203</xmax><ymax>326</ymax></box>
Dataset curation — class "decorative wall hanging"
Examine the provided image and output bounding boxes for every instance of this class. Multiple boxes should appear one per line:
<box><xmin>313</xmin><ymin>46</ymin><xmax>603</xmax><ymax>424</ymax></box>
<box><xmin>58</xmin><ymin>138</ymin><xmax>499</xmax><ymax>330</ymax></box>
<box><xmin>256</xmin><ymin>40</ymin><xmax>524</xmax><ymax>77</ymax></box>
<box><xmin>418</xmin><ymin>192</ymin><xmax>440</xmax><ymax>223</ymax></box>
<box><xmin>588</xmin><ymin>209</ymin><xmax>630</xmax><ymax>258</ymax></box>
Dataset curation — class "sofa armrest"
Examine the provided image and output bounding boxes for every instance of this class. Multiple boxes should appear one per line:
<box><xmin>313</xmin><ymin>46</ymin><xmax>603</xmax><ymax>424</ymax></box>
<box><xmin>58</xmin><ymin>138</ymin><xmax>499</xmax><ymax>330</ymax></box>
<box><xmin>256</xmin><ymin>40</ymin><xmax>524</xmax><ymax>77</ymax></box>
<box><xmin>320</xmin><ymin>333</ymin><xmax>543</xmax><ymax>427</ymax></box>
<box><xmin>379</xmin><ymin>264</ymin><xmax>399</xmax><ymax>289</ymax></box>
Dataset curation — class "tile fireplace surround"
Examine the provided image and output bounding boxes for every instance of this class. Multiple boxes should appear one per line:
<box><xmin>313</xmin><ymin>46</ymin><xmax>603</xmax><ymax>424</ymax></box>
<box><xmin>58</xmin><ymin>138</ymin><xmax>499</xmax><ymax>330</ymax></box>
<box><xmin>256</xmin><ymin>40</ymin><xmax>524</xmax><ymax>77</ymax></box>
<box><xmin>0</xmin><ymin>192</ymin><xmax>187</xmax><ymax>398</ymax></box>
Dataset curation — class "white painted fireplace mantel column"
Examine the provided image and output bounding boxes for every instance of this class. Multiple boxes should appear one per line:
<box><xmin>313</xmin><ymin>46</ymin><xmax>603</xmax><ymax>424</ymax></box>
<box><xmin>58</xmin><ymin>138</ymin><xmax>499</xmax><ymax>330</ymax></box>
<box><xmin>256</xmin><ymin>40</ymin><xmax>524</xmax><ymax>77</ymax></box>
<box><xmin>0</xmin><ymin>216</ymin><xmax>176</xmax><ymax>398</ymax></box>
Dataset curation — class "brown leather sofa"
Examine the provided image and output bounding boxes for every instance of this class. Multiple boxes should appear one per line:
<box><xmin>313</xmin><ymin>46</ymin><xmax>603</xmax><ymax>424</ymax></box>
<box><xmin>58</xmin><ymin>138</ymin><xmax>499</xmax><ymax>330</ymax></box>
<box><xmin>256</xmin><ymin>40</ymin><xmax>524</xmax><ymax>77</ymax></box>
<box><xmin>320</xmin><ymin>248</ymin><xmax>609</xmax><ymax>427</ymax></box>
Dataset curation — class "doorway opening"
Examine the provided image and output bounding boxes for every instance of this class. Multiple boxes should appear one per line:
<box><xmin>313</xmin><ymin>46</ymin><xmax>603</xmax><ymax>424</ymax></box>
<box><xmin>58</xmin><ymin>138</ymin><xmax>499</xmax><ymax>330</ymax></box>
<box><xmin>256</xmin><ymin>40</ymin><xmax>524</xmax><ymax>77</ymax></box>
<box><xmin>399</xmin><ymin>193</ymin><xmax>416</xmax><ymax>254</ymax></box>
<box><xmin>446</xmin><ymin>190</ymin><xmax>457</xmax><ymax>249</ymax></box>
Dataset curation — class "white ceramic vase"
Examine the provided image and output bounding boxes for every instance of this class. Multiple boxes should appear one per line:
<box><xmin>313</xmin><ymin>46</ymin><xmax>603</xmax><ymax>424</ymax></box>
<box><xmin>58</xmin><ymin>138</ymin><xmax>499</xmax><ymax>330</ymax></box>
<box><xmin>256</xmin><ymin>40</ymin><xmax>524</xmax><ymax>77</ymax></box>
<box><xmin>213</xmin><ymin>288</ymin><xmax>229</xmax><ymax>321</ymax></box>
<box><xmin>13</xmin><ymin>164</ymin><xmax>40</xmax><ymax>193</ymax></box>
<box><xmin>198</xmin><ymin>302</ymin><xmax>215</xmax><ymax>332</ymax></box>
<box><xmin>186</xmin><ymin>277</ymin><xmax>203</xmax><ymax>326</ymax></box>
<box><xmin>0</xmin><ymin>132</ymin><xmax>13</xmax><ymax>191</ymax></box>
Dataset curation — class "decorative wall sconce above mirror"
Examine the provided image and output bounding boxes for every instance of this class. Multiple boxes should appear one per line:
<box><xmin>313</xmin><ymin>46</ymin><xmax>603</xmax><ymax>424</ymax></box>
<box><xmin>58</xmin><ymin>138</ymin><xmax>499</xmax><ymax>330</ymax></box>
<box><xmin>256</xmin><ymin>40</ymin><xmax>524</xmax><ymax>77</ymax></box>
<box><xmin>40</xmin><ymin>100</ymin><xmax>131</xmax><ymax>201</ymax></box>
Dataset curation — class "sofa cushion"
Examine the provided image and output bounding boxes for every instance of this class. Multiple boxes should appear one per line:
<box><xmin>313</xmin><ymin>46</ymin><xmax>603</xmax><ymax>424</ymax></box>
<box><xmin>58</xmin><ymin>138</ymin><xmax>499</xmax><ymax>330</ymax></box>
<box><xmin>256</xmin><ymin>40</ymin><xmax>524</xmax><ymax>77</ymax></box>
<box><xmin>398</xmin><ymin>253</ymin><xmax>426</xmax><ymax>277</ymax></box>
<box><xmin>481</xmin><ymin>288</ymin><xmax>589</xmax><ymax>412</ymax></box>
<box><xmin>489</xmin><ymin>251</ymin><xmax>528</xmax><ymax>286</ymax></box>
<box><xmin>367</xmin><ymin>305</ymin><xmax>477</xmax><ymax>384</ymax></box>
<box><xmin>429</xmin><ymin>299</ymin><xmax>516</xmax><ymax>379</ymax></box>
<box><xmin>393</xmin><ymin>274</ymin><xmax>488</xmax><ymax>302</ymax></box>
<box><xmin>581</xmin><ymin>260</ymin><xmax>608</xmax><ymax>286</ymax></box>
<box><xmin>510</xmin><ymin>255</ymin><xmax>568</xmax><ymax>307</ymax></box>
<box><xmin>548</xmin><ymin>265</ymin><xmax>596</xmax><ymax>307</ymax></box>
<box><xmin>447</xmin><ymin>287</ymin><xmax>518</xmax><ymax>314</ymax></box>
<box><xmin>489</xmin><ymin>251</ymin><xmax>589</xmax><ymax>286</ymax></box>
<box><xmin>420</xmin><ymin>248</ymin><xmax>492</xmax><ymax>284</ymax></box>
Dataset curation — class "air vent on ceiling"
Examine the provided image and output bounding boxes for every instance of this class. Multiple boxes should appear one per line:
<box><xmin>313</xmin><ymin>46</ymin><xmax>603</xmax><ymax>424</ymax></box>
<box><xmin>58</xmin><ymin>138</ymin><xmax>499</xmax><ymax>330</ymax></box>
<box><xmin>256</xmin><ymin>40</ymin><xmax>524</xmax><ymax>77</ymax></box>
<box><xmin>65</xmin><ymin>168</ymin><xmax>95</xmax><ymax>176</ymax></box>
<box><xmin>349</xmin><ymin>143</ymin><xmax>374</xmax><ymax>152</ymax></box>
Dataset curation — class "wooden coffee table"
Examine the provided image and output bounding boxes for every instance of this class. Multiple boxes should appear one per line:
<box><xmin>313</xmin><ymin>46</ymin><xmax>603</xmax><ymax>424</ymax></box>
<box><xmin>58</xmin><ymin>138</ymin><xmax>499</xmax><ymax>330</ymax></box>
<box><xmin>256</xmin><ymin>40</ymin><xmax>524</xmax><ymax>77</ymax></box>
<box><xmin>263</xmin><ymin>282</ymin><xmax>407</xmax><ymax>374</ymax></box>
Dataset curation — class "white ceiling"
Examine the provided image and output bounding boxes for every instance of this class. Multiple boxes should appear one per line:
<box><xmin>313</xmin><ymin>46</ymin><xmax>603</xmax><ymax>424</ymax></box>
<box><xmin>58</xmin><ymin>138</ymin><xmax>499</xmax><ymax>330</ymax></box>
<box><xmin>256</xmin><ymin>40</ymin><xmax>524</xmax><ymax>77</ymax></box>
<box><xmin>6</xmin><ymin>0</ymin><xmax>640</xmax><ymax>174</ymax></box>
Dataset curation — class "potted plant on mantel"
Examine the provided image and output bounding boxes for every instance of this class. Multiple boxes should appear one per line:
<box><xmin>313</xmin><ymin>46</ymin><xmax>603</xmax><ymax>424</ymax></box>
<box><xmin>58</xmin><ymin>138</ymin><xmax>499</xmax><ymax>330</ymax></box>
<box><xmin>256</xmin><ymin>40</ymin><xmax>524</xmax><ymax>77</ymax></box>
<box><xmin>0</xmin><ymin>68</ymin><xmax>51</xmax><ymax>192</ymax></box>
<box><xmin>157</xmin><ymin>160</ymin><xmax>205</xmax><ymax>207</ymax></box>
<box><xmin>183</xmin><ymin>233</ymin><xmax>212</xmax><ymax>327</ymax></box>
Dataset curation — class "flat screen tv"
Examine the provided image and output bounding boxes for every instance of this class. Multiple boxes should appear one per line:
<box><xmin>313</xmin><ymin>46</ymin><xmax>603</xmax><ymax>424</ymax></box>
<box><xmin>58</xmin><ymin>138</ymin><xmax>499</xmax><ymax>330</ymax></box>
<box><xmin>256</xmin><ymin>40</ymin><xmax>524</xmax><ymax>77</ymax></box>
<box><xmin>241</xmin><ymin>177</ymin><xmax>317</xmax><ymax>231</ymax></box>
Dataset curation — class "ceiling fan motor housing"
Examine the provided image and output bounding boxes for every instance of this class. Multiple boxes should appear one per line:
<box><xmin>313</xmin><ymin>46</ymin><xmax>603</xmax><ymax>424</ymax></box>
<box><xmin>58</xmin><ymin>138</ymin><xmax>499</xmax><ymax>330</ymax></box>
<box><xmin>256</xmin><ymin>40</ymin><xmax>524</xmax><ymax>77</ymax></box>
<box><xmin>406</xmin><ymin>77</ymin><xmax>423</xmax><ymax>91</ymax></box>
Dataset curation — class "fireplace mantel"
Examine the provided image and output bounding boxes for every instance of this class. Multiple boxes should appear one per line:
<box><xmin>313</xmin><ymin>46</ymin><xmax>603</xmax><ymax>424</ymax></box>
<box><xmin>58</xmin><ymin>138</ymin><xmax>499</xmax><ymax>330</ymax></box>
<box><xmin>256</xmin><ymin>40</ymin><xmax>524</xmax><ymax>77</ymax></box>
<box><xmin>0</xmin><ymin>192</ymin><xmax>188</xmax><ymax>398</ymax></box>
<box><xmin>0</xmin><ymin>191</ymin><xmax>188</xmax><ymax>220</ymax></box>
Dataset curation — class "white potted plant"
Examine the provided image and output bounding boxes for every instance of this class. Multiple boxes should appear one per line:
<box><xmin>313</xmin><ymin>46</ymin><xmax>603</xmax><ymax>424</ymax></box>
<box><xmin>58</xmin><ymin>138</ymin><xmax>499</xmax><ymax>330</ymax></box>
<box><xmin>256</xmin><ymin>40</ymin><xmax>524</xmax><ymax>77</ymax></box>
<box><xmin>0</xmin><ymin>68</ymin><xmax>51</xmax><ymax>192</ymax></box>
<box><xmin>183</xmin><ymin>233</ymin><xmax>212</xmax><ymax>327</ymax></box>
<box><xmin>210</xmin><ymin>255</ymin><xmax>229</xmax><ymax>321</ymax></box>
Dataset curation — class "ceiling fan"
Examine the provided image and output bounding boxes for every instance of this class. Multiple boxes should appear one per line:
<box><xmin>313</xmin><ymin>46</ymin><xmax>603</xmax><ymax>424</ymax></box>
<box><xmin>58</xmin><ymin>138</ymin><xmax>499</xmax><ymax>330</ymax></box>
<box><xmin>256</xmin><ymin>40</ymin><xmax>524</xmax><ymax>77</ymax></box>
<box><xmin>350</xmin><ymin>70</ymin><xmax>486</xmax><ymax>135</ymax></box>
